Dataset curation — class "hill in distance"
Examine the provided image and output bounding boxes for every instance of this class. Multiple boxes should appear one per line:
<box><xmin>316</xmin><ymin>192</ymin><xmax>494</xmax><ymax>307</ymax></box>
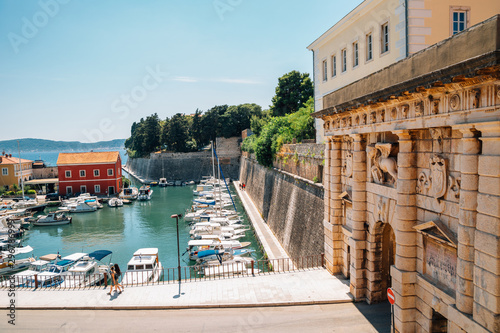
<box><xmin>0</xmin><ymin>138</ymin><xmax>126</xmax><ymax>153</ymax></box>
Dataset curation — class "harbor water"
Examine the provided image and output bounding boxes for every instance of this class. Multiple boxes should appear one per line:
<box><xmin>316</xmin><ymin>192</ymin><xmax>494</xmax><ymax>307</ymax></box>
<box><xmin>20</xmin><ymin>175</ymin><xmax>265</xmax><ymax>277</ymax></box>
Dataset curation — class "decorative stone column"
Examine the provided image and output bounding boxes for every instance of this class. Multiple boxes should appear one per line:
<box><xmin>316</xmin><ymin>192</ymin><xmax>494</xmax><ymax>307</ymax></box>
<box><xmin>453</xmin><ymin>125</ymin><xmax>480</xmax><ymax>315</ymax></box>
<box><xmin>349</xmin><ymin>134</ymin><xmax>367</xmax><ymax>300</ymax></box>
<box><xmin>329</xmin><ymin>137</ymin><xmax>343</xmax><ymax>274</ymax></box>
<box><xmin>392</xmin><ymin>130</ymin><xmax>417</xmax><ymax>332</ymax></box>
<box><xmin>323</xmin><ymin>138</ymin><xmax>333</xmax><ymax>272</ymax></box>
<box><xmin>473</xmin><ymin>121</ymin><xmax>500</xmax><ymax>333</ymax></box>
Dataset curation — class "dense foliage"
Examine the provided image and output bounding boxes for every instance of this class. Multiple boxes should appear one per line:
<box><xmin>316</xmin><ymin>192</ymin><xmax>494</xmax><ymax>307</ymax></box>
<box><xmin>269</xmin><ymin>70</ymin><xmax>313</xmax><ymax>117</ymax></box>
<box><xmin>125</xmin><ymin>104</ymin><xmax>262</xmax><ymax>156</ymax></box>
<box><xmin>242</xmin><ymin>96</ymin><xmax>315</xmax><ymax>167</ymax></box>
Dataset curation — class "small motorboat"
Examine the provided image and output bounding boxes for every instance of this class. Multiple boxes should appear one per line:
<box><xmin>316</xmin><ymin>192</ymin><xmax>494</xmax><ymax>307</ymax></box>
<box><xmin>108</xmin><ymin>198</ymin><xmax>124</xmax><ymax>207</ymax></box>
<box><xmin>122</xmin><ymin>248</ymin><xmax>162</xmax><ymax>285</ymax></box>
<box><xmin>0</xmin><ymin>245</ymin><xmax>35</xmax><ymax>275</ymax></box>
<box><xmin>149</xmin><ymin>181</ymin><xmax>158</xmax><ymax>187</ymax></box>
<box><xmin>158</xmin><ymin>178</ymin><xmax>168</xmax><ymax>187</ymax></box>
<box><xmin>119</xmin><ymin>187</ymin><xmax>138</xmax><ymax>200</ymax></box>
<box><xmin>138</xmin><ymin>186</ymin><xmax>153</xmax><ymax>201</ymax></box>
<box><xmin>33</xmin><ymin>211</ymin><xmax>72</xmax><ymax>226</ymax></box>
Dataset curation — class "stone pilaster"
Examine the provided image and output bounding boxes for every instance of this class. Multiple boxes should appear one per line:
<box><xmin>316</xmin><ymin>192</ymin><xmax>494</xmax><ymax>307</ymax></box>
<box><xmin>349</xmin><ymin>134</ymin><xmax>367</xmax><ymax>301</ymax></box>
<box><xmin>473</xmin><ymin>122</ymin><xmax>500</xmax><ymax>333</ymax></box>
<box><xmin>323</xmin><ymin>139</ymin><xmax>333</xmax><ymax>272</ymax></box>
<box><xmin>392</xmin><ymin>130</ymin><xmax>417</xmax><ymax>333</ymax></box>
<box><xmin>453</xmin><ymin>125</ymin><xmax>480</xmax><ymax>315</ymax></box>
<box><xmin>329</xmin><ymin>137</ymin><xmax>343</xmax><ymax>274</ymax></box>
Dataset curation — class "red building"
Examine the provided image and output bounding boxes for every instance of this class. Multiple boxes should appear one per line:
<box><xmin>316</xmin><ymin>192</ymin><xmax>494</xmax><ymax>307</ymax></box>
<box><xmin>57</xmin><ymin>151</ymin><xmax>122</xmax><ymax>196</ymax></box>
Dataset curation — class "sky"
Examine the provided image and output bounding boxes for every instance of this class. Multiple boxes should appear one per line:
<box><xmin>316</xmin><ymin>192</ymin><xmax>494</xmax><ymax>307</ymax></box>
<box><xmin>0</xmin><ymin>0</ymin><xmax>354</xmax><ymax>143</ymax></box>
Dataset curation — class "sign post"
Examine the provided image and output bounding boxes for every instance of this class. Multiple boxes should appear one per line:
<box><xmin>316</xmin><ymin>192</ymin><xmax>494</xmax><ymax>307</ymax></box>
<box><xmin>387</xmin><ymin>288</ymin><xmax>395</xmax><ymax>333</ymax></box>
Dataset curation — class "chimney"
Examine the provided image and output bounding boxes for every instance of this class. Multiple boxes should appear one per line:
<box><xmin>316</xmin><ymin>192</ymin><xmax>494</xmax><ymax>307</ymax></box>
<box><xmin>0</xmin><ymin>156</ymin><xmax>2</xmax><ymax>163</ymax></box>
<box><xmin>9</xmin><ymin>154</ymin><xmax>12</xmax><ymax>158</ymax></box>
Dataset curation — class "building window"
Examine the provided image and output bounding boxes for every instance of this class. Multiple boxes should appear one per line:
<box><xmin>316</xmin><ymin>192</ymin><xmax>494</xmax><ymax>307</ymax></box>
<box><xmin>80</xmin><ymin>185</ymin><xmax>87</xmax><ymax>193</ymax></box>
<box><xmin>94</xmin><ymin>185</ymin><xmax>101</xmax><ymax>193</ymax></box>
<box><xmin>322</xmin><ymin>60</ymin><xmax>328</xmax><ymax>82</ymax></box>
<box><xmin>65</xmin><ymin>170</ymin><xmax>71</xmax><ymax>178</ymax></box>
<box><xmin>331</xmin><ymin>55</ymin><xmax>337</xmax><ymax>77</ymax></box>
<box><xmin>452</xmin><ymin>11</ymin><xmax>467</xmax><ymax>34</ymax></box>
<box><xmin>107</xmin><ymin>169</ymin><xmax>113</xmax><ymax>176</ymax></box>
<box><xmin>80</xmin><ymin>170</ymin><xmax>86</xmax><ymax>177</ymax></box>
<box><xmin>94</xmin><ymin>169</ymin><xmax>100</xmax><ymax>177</ymax></box>
<box><xmin>381</xmin><ymin>23</ymin><xmax>389</xmax><ymax>54</ymax></box>
<box><xmin>67</xmin><ymin>186</ymin><xmax>72</xmax><ymax>195</ymax></box>
<box><xmin>2</xmin><ymin>168</ymin><xmax>8</xmax><ymax>176</ymax></box>
<box><xmin>341</xmin><ymin>48</ymin><xmax>347</xmax><ymax>72</ymax></box>
<box><xmin>353</xmin><ymin>42</ymin><xmax>359</xmax><ymax>67</ymax></box>
<box><xmin>366</xmin><ymin>33</ymin><xmax>373</xmax><ymax>61</ymax></box>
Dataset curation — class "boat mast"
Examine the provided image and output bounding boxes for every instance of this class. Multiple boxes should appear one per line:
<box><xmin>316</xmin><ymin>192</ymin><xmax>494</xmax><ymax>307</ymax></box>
<box><xmin>210</xmin><ymin>140</ymin><xmax>215</xmax><ymax>182</ymax></box>
<box><xmin>17</xmin><ymin>140</ymin><xmax>24</xmax><ymax>199</ymax></box>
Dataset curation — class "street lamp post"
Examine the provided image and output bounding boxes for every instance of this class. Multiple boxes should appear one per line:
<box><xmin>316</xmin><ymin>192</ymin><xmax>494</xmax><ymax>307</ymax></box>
<box><xmin>171</xmin><ymin>214</ymin><xmax>182</xmax><ymax>282</ymax></box>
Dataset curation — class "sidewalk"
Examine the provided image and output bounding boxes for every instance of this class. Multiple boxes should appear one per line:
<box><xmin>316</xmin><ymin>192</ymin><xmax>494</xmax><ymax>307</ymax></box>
<box><xmin>233</xmin><ymin>181</ymin><xmax>290</xmax><ymax>262</ymax></box>
<box><xmin>2</xmin><ymin>269</ymin><xmax>351</xmax><ymax>309</ymax></box>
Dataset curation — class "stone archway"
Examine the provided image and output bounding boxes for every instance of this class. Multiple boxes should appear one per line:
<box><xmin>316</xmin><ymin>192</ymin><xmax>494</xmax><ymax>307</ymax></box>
<box><xmin>368</xmin><ymin>219</ymin><xmax>395</xmax><ymax>303</ymax></box>
<box><xmin>380</xmin><ymin>222</ymin><xmax>395</xmax><ymax>297</ymax></box>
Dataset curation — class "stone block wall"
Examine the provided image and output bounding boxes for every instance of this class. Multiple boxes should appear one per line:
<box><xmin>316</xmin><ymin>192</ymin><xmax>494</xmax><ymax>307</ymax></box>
<box><xmin>125</xmin><ymin>137</ymin><xmax>241</xmax><ymax>182</ymax></box>
<box><xmin>240</xmin><ymin>156</ymin><xmax>324</xmax><ymax>261</ymax></box>
<box><xmin>273</xmin><ymin>143</ymin><xmax>324</xmax><ymax>183</ymax></box>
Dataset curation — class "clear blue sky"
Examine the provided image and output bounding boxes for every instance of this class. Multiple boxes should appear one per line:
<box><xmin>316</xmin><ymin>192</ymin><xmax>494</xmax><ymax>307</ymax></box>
<box><xmin>0</xmin><ymin>0</ymin><xmax>354</xmax><ymax>143</ymax></box>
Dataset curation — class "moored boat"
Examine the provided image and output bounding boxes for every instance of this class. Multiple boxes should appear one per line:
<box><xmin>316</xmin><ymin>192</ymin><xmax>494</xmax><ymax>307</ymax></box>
<box><xmin>108</xmin><ymin>198</ymin><xmax>124</xmax><ymax>207</ymax></box>
<box><xmin>138</xmin><ymin>186</ymin><xmax>153</xmax><ymax>201</ymax></box>
<box><xmin>119</xmin><ymin>187</ymin><xmax>138</xmax><ymax>200</ymax></box>
<box><xmin>122</xmin><ymin>248</ymin><xmax>162</xmax><ymax>285</ymax></box>
<box><xmin>33</xmin><ymin>211</ymin><xmax>72</xmax><ymax>226</ymax></box>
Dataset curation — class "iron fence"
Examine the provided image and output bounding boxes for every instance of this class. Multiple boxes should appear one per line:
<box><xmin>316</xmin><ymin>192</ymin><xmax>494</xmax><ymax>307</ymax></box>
<box><xmin>0</xmin><ymin>254</ymin><xmax>324</xmax><ymax>290</ymax></box>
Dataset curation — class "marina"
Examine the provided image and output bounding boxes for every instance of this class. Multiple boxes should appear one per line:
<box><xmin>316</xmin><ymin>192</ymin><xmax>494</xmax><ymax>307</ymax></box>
<box><xmin>0</xmin><ymin>172</ymin><xmax>266</xmax><ymax>283</ymax></box>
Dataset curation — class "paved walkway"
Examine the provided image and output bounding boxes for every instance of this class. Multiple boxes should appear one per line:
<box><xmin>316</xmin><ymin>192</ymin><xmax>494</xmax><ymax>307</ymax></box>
<box><xmin>234</xmin><ymin>181</ymin><xmax>290</xmax><ymax>262</ymax></box>
<box><xmin>1</xmin><ymin>269</ymin><xmax>351</xmax><ymax>309</ymax></box>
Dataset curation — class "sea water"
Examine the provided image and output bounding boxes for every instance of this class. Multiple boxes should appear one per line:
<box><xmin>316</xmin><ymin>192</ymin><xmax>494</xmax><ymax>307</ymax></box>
<box><xmin>21</xmin><ymin>176</ymin><xmax>264</xmax><ymax>276</ymax></box>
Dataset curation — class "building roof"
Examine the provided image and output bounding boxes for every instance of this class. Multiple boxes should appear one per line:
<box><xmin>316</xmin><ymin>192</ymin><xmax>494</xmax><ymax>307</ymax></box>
<box><xmin>313</xmin><ymin>15</ymin><xmax>500</xmax><ymax>118</ymax></box>
<box><xmin>57</xmin><ymin>151</ymin><xmax>120</xmax><ymax>165</ymax></box>
<box><xmin>0</xmin><ymin>155</ymin><xmax>33</xmax><ymax>165</ymax></box>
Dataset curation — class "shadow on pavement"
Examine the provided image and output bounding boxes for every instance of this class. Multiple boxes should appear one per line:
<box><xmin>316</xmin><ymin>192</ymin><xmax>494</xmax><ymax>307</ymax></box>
<box><xmin>354</xmin><ymin>301</ymin><xmax>392</xmax><ymax>333</ymax></box>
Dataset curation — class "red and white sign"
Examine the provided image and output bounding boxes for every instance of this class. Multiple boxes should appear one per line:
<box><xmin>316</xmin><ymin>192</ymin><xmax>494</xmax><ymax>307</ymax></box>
<box><xmin>387</xmin><ymin>288</ymin><xmax>395</xmax><ymax>305</ymax></box>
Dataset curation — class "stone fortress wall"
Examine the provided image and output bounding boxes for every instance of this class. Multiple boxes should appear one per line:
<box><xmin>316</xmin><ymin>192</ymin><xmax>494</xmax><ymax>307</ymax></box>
<box><xmin>125</xmin><ymin>137</ymin><xmax>241</xmax><ymax>182</ymax></box>
<box><xmin>239</xmin><ymin>156</ymin><xmax>325</xmax><ymax>262</ymax></box>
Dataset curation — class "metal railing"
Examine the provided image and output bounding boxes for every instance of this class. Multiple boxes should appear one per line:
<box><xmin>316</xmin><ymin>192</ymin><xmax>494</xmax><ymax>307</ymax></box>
<box><xmin>0</xmin><ymin>254</ymin><xmax>324</xmax><ymax>290</ymax></box>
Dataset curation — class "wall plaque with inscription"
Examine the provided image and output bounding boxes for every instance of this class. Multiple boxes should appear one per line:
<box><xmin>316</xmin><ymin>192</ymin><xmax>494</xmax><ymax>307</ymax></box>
<box><xmin>424</xmin><ymin>237</ymin><xmax>457</xmax><ymax>292</ymax></box>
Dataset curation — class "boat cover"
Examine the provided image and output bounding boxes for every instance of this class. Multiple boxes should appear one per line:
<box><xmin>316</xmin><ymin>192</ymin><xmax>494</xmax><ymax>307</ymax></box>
<box><xmin>2</xmin><ymin>245</ymin><xmax>33</xmax><ymax>256</ymax></box>
<box><xmin>89</xmin><ymin>250</ymin><xmax>112</xmax><ymax>261</ymax></box>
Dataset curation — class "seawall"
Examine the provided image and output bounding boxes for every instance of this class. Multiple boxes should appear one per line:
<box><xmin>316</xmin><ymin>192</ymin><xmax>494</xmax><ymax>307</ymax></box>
<box><xmin>125</xmin><ymin>137</ymin><xmax>241</xmax><ymax>182</ymax></box>
<box><xmin>239</xmin><ymin>156</ymin><xmax>324</xmax><ymax>261</ymax></box>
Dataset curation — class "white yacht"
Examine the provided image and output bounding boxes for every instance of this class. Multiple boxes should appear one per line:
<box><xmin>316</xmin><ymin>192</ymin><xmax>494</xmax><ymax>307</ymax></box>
<box><xmin>108</xmin><ymin>198</ymin><xmax>124</xmax><ymax>207</ymax></box>
<box><xmin>122</xmin><ymin>248</ymin><xmax>162</xmax><ymax>285</ymax></box>
<box><xmin>119</xmin><ymin>187</ymin><xmax>138</xmax><ymax>200</ymax></box>
<box><xmin>33</xmin><ymin>211</ymin><xmax>72</xmax><ymax>226</ymax></box>
<box><xmin>138</xmin><ymin>186</ymin><xmax>153</xmax><ymax>200</ymax></box>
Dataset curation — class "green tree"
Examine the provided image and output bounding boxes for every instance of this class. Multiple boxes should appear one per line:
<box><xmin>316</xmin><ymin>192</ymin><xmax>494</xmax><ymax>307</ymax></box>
<box><xmin>190</xmin><ymin>109</ymin><xmax>203</xmax><ymax>149</ymax></box>
<box><xmin>269</xmin><ymin>70</ymin><xmax>313</xmax><ymax>117</ymax></box>
<box><xmin>163</xmin><ymin>113</ymin><xmax>191</xmax><ymax>152</ymax></box>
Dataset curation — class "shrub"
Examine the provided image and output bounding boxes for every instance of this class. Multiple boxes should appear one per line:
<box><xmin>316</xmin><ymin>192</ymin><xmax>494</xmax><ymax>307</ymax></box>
<box><xmin>313</xmin><ymin>176</ymin><xmax>319</xmax><ymax>183</ymax></box>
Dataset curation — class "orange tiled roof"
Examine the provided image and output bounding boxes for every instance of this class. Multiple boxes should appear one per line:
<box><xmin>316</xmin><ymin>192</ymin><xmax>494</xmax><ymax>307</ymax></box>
<box><xmin>57</xmin><ymin>151</ymin><xmax>120</xmax><ymax>165</ymax></box>
<box><xmin>0</xmin><ymin>156</ymin><xmax>33</xmax><ymax>165</ymax></box>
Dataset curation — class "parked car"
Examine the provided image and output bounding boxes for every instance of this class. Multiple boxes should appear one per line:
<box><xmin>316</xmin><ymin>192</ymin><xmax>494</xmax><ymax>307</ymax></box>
<box><xmin>45</xmin><ymin>193</ymin><xmax>60</xmax><ymax>201</ymax></box>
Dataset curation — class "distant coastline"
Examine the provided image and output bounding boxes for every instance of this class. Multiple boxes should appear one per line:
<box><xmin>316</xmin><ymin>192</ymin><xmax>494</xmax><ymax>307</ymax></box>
<box><xmin>0</xmin><ymin>138</ymin><xmax>126</xmax><ymax>153</ymax></box>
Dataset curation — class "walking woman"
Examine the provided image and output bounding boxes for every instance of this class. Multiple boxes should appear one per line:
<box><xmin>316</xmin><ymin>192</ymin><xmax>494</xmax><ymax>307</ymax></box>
<box><xmin>107</xmin><ymin>265</ymin><xmax>122</xmax><ymax>295</ymax></box>
<box><xmin>114</xmin><ymin>263</ymin><xmax>124</xmax><ymax>292</ymax></box>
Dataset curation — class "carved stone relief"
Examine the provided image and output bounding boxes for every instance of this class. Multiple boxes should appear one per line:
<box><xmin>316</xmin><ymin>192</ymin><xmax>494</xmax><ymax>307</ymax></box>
<box><xmin>401</xmin><ymin>104</ymin><xmax>409</xmax><ymax>119</ymax></box>
<box><xmin>472</xmin><ymin>88</ymin><xmax>481</xmax><ymax>108</ymax></box>
<box><xmin>362</xmin><ymin>113</ymin><xmax>367</xmax><ymax>125</ymax></box>
<box><xmin>367</xmin><ymin>143</ymin><xmax>398</xmax><ymax>186</ymax></box>
<box><xmin>374</xmin><ymin>195</ymin><xmax>390</xmax><ymax>223</ymax></box>
<box><xmin>379</xmin><ymin>110</ymin><xmax>385</xmax><ymax>122</ymax></box>
<box><xmin>429</xmin><ymin>155</ymin><xmax>447</xmax><ymax>199</ymax></box>
<box><xmin>342</xmin><ymin>138</ymin><xmax>353</xmax><ymax>178</ymax></box>
<box><xmin>391</xmin><ymin>107</ymin><xmax>397</xmax><ymax>120</ymax></box>
<box><xmin>415</xmin><ymin>101</ymin><xmax>424</xmax><ymax>117</ymax></box>
<box><xmin>370</xmin><ymin>112</ymin><xmax>376</xmax><ymax>124</ymax></box>
<box><xmin>448</xmin><ymin>176</ymin><xmax>461</xmax><ymax>199</ymax></box>
<box><xmin>429</xmin><ymin>127</ymin><xmax>445</xmax><ymax>153</ymax></box>
<box><xmin>449</xmin><ymin>94</ymin><xmax>460</xmax><ymax>111</ymax></box>
<box><xmin>432</xmin><ymin>99</ymin><xmax>440</xmax><ymax>114</ymax></box>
